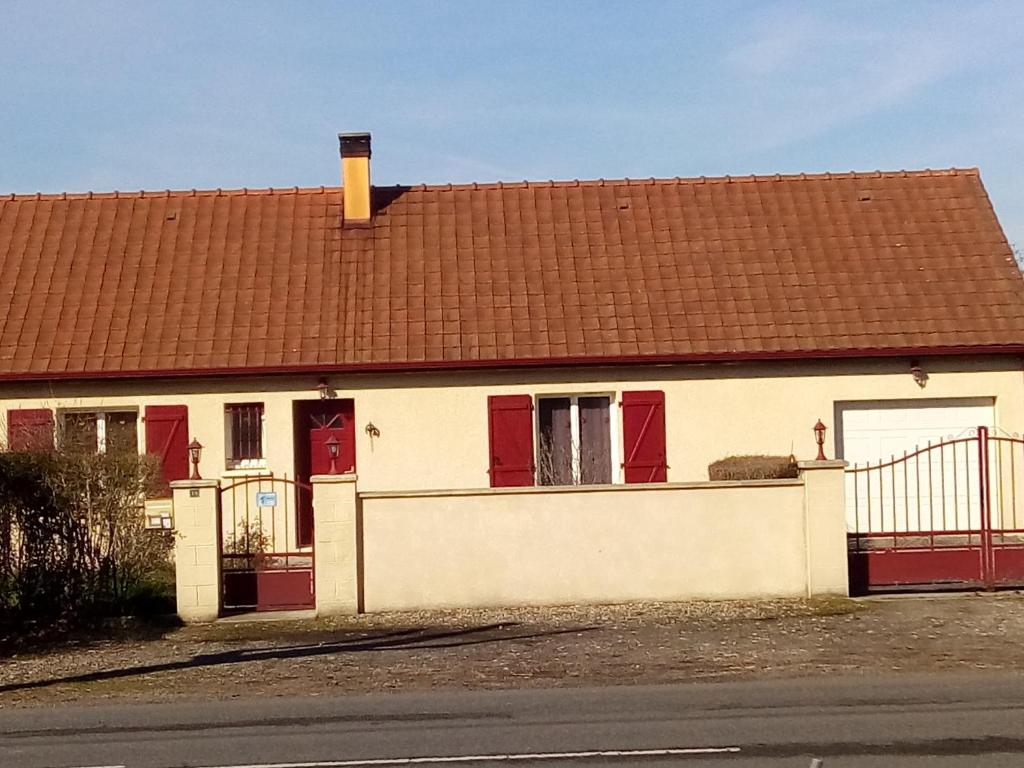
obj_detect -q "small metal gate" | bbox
[220,476,315,612]
[846,426,1024,592]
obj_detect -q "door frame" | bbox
[292,399,356,546]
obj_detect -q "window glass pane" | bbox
[579,397,612,484]
[237,408,248,458]
[62,413,98,454]
[227,404,264,464]
[250,406,263,458]
[105,412,138,455]
[538,397,573,486]
[230,407,244,460]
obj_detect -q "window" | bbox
[60,410,139,455]
[225,403,265,469]
[487,391,666,489]
[537,395,613,486]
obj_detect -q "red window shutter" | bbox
[144,405,190,491]
[6,409,54,451]
[621,390,668,483]
[488,395,535,487]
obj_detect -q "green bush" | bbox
[708,454,799,481]
[0,450,173,636]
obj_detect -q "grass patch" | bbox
[807,596,868,617]
[181,616,374,645]
[740,597,868,622]
[0,614,182,659]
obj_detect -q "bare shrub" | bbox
[708,455,799,481]
[0,450,172,634]
[537,433,579,486]
[223,519,271,556]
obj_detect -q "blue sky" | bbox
[2,1,1022,248]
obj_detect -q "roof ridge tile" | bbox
[0,167,981,201]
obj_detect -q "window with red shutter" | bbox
[144,405,189,495]
[6,409,54,451]
[621,390,668,483]
[488,395,535,487]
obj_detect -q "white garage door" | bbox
[839,398,995,533]
[838,398,995,465]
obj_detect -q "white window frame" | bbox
[535,393,620,486]
[58,408,141,455]
[224,403,268,471]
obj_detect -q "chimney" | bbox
[339,132,372,226]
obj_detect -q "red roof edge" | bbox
[1,344,1022,384]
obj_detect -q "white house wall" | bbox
[0,356,1021,491]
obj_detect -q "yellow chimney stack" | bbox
[339,132,372,226]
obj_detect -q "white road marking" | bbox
[191,746,742,768]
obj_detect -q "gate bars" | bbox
[220,475,315,612]
[845,426,1024,591]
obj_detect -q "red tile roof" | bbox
[0,169,1022,380]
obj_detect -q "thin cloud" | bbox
[719,2,1018,154]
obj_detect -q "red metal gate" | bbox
[847,426,1024,592]
[220,476,315,612]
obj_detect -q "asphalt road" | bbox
[2,673,1024,768]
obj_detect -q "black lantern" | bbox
[325,435,340,475]
[317,378,331,400]
[188,438,203,480]
[910,361,928,388]
[813,420,827,461]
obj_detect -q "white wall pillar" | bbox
[311,474,359,615]
[170,479,222,622]
[798,460,850,597]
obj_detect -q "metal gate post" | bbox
[978,426,995,589]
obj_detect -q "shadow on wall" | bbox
[0,622,596,695]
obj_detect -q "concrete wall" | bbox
[358,468,845,611]
[170,464,846,620]
[1,356,1021,492]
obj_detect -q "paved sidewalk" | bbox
[1,593,1021,706]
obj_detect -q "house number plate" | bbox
[256,491,278,508]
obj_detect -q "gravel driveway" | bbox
[2,592,1022,707]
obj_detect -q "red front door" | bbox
[294,399,355,546]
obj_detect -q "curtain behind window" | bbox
[538,397,573,485]
[579,397,611,484]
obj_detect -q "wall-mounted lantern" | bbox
[325,435,340,475]
[317,378,333,400]
[188,438,203,480]
[813,420,827,461]
[910,360,928,388]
